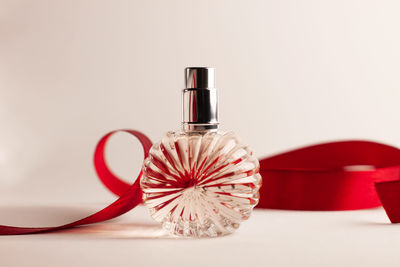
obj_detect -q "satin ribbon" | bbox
[1,130,400,235]
[0,130,152,235]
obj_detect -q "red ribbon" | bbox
[0,130,400,235]
[0,130,152,235]
[258,140,400,217]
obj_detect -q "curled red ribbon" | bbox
[0,130,400,235]
[258,140,400,218]
[0,130,152,235]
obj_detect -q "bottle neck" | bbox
[182,123,218,132]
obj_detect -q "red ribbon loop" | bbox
[257,140,400,222]
[0,129,152,235]
[1,131,400,235]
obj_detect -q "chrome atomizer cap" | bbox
[182,67,218,131]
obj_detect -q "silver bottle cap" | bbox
[182,67,218,131]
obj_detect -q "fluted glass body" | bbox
[140,130,261,237]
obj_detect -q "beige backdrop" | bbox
[1,0,400,197]
[2,0,400,204]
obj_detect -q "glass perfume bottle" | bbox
[140,67,261,237]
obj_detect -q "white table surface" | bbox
[1,203,399,267]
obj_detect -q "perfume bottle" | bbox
[140,67,261,237]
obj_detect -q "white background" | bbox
[1,0,400,266]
